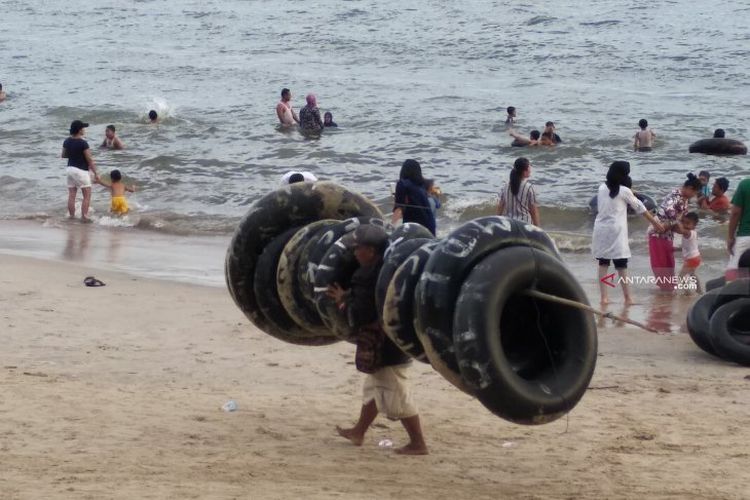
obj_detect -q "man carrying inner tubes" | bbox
[326,224,429,455]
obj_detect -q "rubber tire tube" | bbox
[453,246,598,425]
[225,182,381,335]
[709,279,750,316]
[375,237,433,319]
[297,216,387,307]
[277,219,339,336]
[414,216,561,392]
[705,276,726,292]
[389,222,434,242]
[709,298,750,365]
[382,241,441,363]
[686,288,722,356]
[689,138,747,155]
[254,228,338,345]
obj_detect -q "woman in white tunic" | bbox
[592,161,663,305]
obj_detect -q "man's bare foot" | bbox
[395,442,429,455]
[336,426,364,446]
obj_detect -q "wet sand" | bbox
[2,251,749,499]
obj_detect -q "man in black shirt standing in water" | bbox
[327,225,429,455]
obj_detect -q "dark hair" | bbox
[530,130,541,140]
[716,177,729,192]
[399,159,424,186]
[507,106,515,114]
[683,173,702,191]
[639,119,648,129]
[288,173,305,184]
[106,125,116,132]
[324,112,333,120]
[148,110,158,121]
[281,88,290,98]
[739,248,750,269]
[698,170,710,179]
[683,212,699,225]
[510,157,530,196]
[605,161,631,199]
[545,121,554,127]
[713,128,725,138]
[110,169,122,182]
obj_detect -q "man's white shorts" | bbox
[66,167,93,189]
[362,364,417,420]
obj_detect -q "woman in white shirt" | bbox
[592,161,663,305]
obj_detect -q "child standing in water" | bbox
[98,169,136,215]
[673,212,702,293]
[634,119,656,151]
[424,179,441,217]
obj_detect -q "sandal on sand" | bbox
[83,276,106,287]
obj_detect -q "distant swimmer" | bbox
[0,82,6,102]
[543,121,562,144]
[714,128,725,138]
[280,170,318,186]
[148,110,158,123]
[689,128,747,155]
[323,112,338,128]
[98,169,136,215]
[62,120,100,221]
[276,88,299,126]
[505,106,516,126]
[633,119,656,151]
[509,129,540,147]
[100,125,125,150]
[299,94,324,132]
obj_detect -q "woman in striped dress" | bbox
[496,157,540,226]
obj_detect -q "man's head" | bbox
[698,170,710,186]
[110,169,122,182]
[545,121,555,128]
[713,128,725,138]
[69,120,89,136]
[682,212,699,231]
[148,110,158,122]
[507,106,516,117]
[105,125,116,139]
[349,225,388,267]
[281,88,291,101]
[530,130,541,140]
[713,177,729,196]
[288,172,305,184]
[639,119,648,129]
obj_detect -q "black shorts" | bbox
[597,258,628,269]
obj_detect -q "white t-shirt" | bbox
[682,230,700,259]
[591,184,646,259]
[280,171,318,186]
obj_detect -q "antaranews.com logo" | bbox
[600,273,698,291]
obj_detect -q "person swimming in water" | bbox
[634,119,656,151]
[100,125,125,150]
[299,94,324,132]
[505,106,516,126]
[323,112,338,127]
[0,82,6,102]
[543,121,562,143]
[148,110,158,123]
[509,129,541,147]
[276,88,299,126]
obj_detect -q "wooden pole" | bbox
[523,289,660,334]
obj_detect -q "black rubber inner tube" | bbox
[225,182,381,335]
[709,298,750,366]
[375,237,433,319]
[709,279,750,317]
[686,289,721,356]
[689,138,748,156]
[453,246,597,425]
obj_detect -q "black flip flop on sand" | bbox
[83,276,106,287]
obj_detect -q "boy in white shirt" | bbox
[673,212,701,293]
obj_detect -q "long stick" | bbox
[523,289,659,334]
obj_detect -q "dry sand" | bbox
[1,254,749,499]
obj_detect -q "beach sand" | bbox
[2,253,749,500]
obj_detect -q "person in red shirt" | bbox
[700,177,730,212]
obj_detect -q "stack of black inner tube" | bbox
[226,182,599,425]
[687,278,750,366]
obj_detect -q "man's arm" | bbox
[113,137,125,150]
[633,133,639,150]
[728,205,742,255]
[292,108,299,124]
[61,148,68,158]
[83,149,99,181]
[275,103,285,123]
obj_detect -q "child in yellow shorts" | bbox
[98,169,136,215]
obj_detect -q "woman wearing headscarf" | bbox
[391,159,436,236]
[592,161,663,305]
[299,94,324,131]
